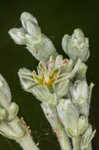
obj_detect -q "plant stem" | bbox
[72,137,80,150]
[16,134,39,150]
[41,102,71,150]
[85,143,92,150]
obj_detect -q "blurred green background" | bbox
[0,0,98,149]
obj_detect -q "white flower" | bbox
[57,99,88,137]
[62,28,90,62]
[18,55,81,105]
[9,12,56,62]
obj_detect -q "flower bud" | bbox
[0,118,26,140]
[55,79,70,98]
[8,28,25,45]
[57,99,79,137]
[78,116,88,135]
[62,28,90,62]
[0,106,7,120]
[70,80,89,104]
[70,80,90,116]
[8,102,19,121]
[0,75,27,141]
[0,74,11,108]
[76,62,87,79]
[9,12,57,62]
[57,99,89,137]
[55,55,73,73]
[20,12,38,30]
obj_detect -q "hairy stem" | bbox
[16,134,39,150]
[41,102,71,150]
[72,137,80,150]
[86,143,92,150]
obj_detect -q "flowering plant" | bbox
[0,12,96,150]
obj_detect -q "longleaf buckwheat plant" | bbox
[0,12,96,150]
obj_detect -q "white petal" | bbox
[0,74,11,107]
[18,68,35,92]
[55,79,69,98]
[20,12,38,30]
[7,102,19,121]
[71,80,89,102]
[26,34,56,62]
[32,85,57,105]
[25,20,41,35]
[55,55,63,68]
[25,34,41,46]
[80,80,89,99]
[8,28,25,45]
[62,34,70,54]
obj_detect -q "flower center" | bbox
[32,57,68,86]
[32,67,59,86]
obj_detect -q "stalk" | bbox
[16,134,39,150]
[72,137,80,150]
[41,102,71,150]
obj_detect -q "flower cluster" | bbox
[0,75,27,140]
[9,12,96,150]
[18,55,82,105]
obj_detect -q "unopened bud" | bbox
[62,28,90,62]
[8,28,25,45]
[0,74,11,108]
[70,80,89,104]
[57,99,79,137]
